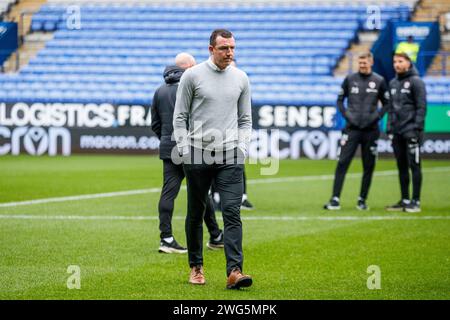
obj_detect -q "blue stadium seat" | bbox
[1,4,419,105]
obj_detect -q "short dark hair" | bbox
[394,52,412,62]
[358,51,373,60]
[209,29,233,46]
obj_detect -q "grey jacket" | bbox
[173,58,252,155]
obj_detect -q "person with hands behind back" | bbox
[324,52,389,211]
[385,52,427,213]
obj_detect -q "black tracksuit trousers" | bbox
[392,134,422,201]
[332,128,379,200]
[158,159,221,240]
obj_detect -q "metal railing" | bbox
[19,10,37,46]
[0,49,19,72]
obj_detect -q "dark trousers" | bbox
[243,170,247,194]
[211,168,247,196]
[332,128,379,200]
[392,134,422,201]
[158,159,221,240]
[183,148,244,276]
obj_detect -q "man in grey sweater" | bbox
[173,29,253,289]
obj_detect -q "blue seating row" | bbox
[2,90,447,106]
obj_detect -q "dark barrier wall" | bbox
[0,102,449,159]
[249,104,450,160]
[0,102,158,156]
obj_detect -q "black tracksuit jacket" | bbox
[387,67,427,136]
[337,71,389,130]
[151,65,184,160]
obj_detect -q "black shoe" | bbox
[241,199,254,210]
[324,197,340,210]
[207,231,224,250]
[404,199,421,213]
[385,200,409,212]
[158,238,187,254]
[356,198,369,211]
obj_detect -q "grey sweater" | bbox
[173,58,252,155]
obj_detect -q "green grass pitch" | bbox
[0,155,449,300]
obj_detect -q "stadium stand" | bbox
[0,0,16,19]
[42,0,419,5]
[1,0,449,107]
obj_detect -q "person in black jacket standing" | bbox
[324,52,389,211]
[151,53,224,253]
[385,52,427,213]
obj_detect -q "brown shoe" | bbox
[189,265,205,285]
[226,267,252,289]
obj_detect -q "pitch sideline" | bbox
[0,166,449,208]
[0,214,449,221]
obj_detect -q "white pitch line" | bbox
[0,214,449,221]
[0,188,161,208]
[1,166,449,208]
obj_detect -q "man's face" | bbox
[393,56,411,74]
[358,57,373,75]
[209,36,235,70]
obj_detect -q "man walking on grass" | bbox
[173,29,253,289]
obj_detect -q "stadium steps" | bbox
[412,0,450,22]
[2,32,51,73]
[426,33,450,76]
[333,32,379,76]
[6,0,47,28]
[2,0,49,73]
[413,0,450,76]
[0,1,16,20]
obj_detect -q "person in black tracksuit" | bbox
[151,56,224,254]
[324,52,389,211]
[385,52,427,213]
